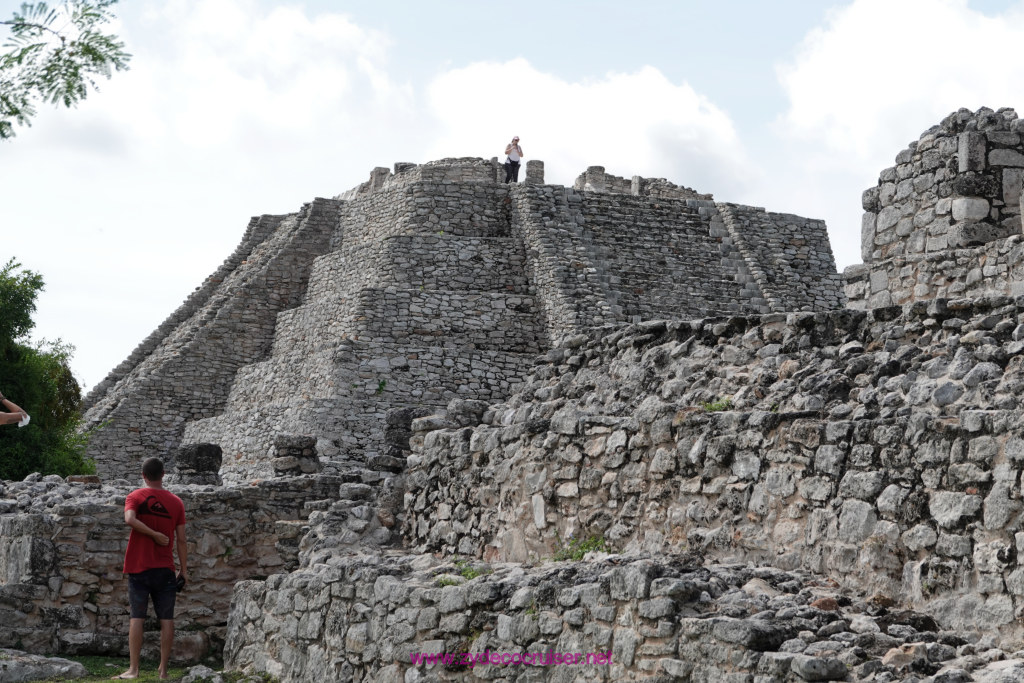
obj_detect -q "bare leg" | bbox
[159,619,174,679]
[112,618,144,679]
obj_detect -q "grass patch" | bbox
[701,397,733,412]
[454,559,491,581]
[51,655,188,681]
[550,534,610,562]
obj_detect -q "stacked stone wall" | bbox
[849,107,1024,309]
[718,204,846,312]
[573,165,712,201]
[507,185,619,345]
[81,199,342,478]
[223,546,1024,682]
[183,177,544,482]
[335,159,502,201]
[846,235,1024,309]
[578,194,755,320]
[221,552,850,682]
[405,296,1024,642]
[0,475,340,659]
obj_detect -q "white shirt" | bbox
[508,144,522,162]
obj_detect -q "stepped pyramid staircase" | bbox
[182,180,543,484]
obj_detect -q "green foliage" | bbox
[454,558,491,580]
[376,378,387,394]
[0,259,93,480]
[436,575,461,587]
[223,672,280,683]
[701,397,733,412]
[0,258,42,343]
[58,655,187,680]
[1,0,131,139]
[550,534,611,562]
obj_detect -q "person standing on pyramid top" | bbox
[504,135,524,183]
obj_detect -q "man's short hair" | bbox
[142,458,164,482]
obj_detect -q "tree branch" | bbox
[0,19,68,46]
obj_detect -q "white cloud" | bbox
[766,0,1024,270]
[1,0,421,391]
[778,0,1024,163]
[425,59,754,195]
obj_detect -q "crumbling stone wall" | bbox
[573,165,711,201]
[221,551,850,682]
[848,107,1024,308]
[223,547,1024,683]
[0,474,340,659]
[405,296,1024,642]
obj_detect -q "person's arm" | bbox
[0,397,28,424]
[125,508,170,546]
[176,524,189,581]
[505,143,513,155]
[517,145,524,158]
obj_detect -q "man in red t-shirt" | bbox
[115,457,188,681]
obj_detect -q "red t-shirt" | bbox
[122,487,186,574]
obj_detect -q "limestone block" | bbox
[929,491,982,528]
[838,499,876,542]
[838,471,885,501]
[0,651,88,681]
[876,206,901,232]
[862,187,880,212]
[524,160,544,185]
[901,524,937,551]
[868,290,892,308]
[952,172,999,197]
[949,221,1014,247]
[990,149,1024,167]
[952,197,990,221]
[869,270,889,294]
[936,532,971,557]
[958,131,986,172]
[1004,168,1024,207]
[895,179,915,201]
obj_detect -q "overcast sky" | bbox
[2,0,1023,393]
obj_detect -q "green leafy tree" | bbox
[0,259,93,480]
[1,0,130,139]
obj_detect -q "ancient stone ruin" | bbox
[3,106,1024,682]
[78,157,843,483]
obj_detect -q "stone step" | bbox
[271,288,543,356]
[303,235,531,302]
[223,342,537,409]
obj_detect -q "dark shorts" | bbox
[128,568,177,620]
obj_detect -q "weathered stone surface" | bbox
[0,649,88,682]
[790,654,848,681]
[848,107,1024,311]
